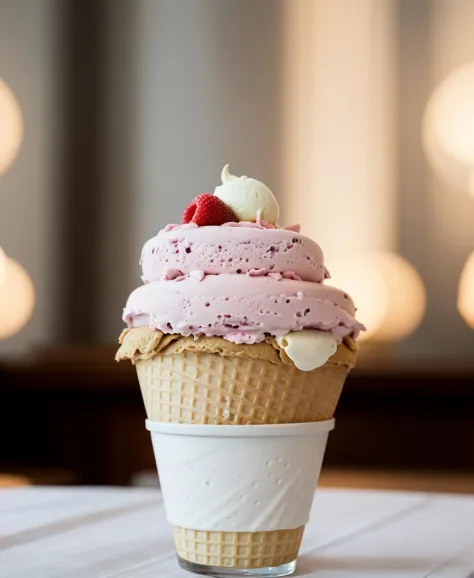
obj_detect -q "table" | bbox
[1,487,474,577]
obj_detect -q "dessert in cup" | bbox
[117,165,364,577]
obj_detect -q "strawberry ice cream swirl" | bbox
[140,223,327,283]
[123,275,364,344]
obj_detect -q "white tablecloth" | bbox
[1,486,474,577]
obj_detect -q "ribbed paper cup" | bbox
[136,351,351,425]
[147,420,334,575]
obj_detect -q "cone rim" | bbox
[145,418,335,436]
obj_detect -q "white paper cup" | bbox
[146,419,334,533]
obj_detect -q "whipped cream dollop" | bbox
[276,330,338,371]
[214,164,280,224]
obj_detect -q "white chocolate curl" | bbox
[214,164,280,224]
[221,164,237,183]
[277,330,338,371]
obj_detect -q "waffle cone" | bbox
[173,526,304,569]
[136,347,353,425]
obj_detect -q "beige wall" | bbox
[0,0,59,355]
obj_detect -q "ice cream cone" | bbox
[136,350,352,425]
[117,327,356,425]
[119,328,355,572]
[116,165,364,576]
[172,526,304,570]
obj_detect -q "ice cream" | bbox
[125,274,360,348]
[140,223,326,283]
[123,169,364,370]
[117,165,365,575]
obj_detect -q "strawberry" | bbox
[182,193,238,226]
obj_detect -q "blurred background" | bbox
[0,0,473,490]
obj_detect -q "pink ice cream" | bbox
[141,223,327,284]
[122,166,364,348]
[124,273,362,344]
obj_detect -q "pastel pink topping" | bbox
[123,275,364,344]
[141,225,326,283]
[123,220,364,344]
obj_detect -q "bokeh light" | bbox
[328,251,426,342]
[0,256,35,339]
[0,78,23,176]
[423,62,474,196]
[0,246,6,288]
[458,251,474,329]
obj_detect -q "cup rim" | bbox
[145,419,335,437]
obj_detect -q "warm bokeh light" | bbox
[0,256,35,339]
[327,255,387,341]
[0,78,23,176]
[423,62,474,196]
[282,0,397,253]
[0,246,6,288]
[458,251,474,329]
[328,251,426,342]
